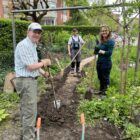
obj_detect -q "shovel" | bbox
[36,117,41,140]
[80,113,85,140]
[47,67,61,110]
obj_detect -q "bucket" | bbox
[53,100,61,109]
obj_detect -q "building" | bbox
[0,0,3,17]
[0,0,70,25]
[38,0,70,25]
[56,0,70,25]
[0,0,12,18]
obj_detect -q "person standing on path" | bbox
[14,22,51,140]
[94,25,115,94]
[68,28,85,74]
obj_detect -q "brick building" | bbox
[0,0,70,25]
[56,0,70,25]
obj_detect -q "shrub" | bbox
[0,19,100,87]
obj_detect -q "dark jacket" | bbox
[94,39,115,63]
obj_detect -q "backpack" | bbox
[71,36,80,49]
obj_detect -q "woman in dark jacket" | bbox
[94,25,115,94]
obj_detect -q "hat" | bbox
[72,28,78,32]
[28,22,42,31]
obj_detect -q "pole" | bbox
[12,3,133,13]
[12,12,16,50]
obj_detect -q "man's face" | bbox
[73,31,78,36]
[27,29,42,43]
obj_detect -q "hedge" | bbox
[0,18,99,67]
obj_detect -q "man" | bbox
[68,28,85,74]
[15,22,51,140]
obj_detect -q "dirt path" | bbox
[0,56,121,140]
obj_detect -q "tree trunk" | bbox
[120,0,126,94]
[134,8,140,83]
[124,27,131,94]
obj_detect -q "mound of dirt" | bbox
[37,72,121,140]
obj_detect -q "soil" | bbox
[0,57,122,140]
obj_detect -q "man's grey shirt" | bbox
[15,37,40,77]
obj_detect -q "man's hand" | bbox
[68,52,71,56]
[43,71,50,78]
[44,71,53,79]
[99,50,105,54]
[41,59,51,67]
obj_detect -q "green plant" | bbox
[37,77,47,94]
[123,123,140,140]
[0,92,19,109]
[78,86,140,139]
[0,92,19,122]
[0,109,9,122]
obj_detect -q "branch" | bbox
[26,1,34,9]
[92,8,123,27]
[124,13,139,28]
[34,0,40,8]
[37,0,48,20]
[100,10,123,27]
[21,1,28,9]
[42,0,49,8]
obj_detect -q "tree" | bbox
[85,0,119,31]
[65,0,91,25]
[119,0,140,93]
[12,0,49,23]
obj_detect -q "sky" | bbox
[88,0,132,5]
[87,0,138,19]
[88,0,116,5]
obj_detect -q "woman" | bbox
[94,25,115,94]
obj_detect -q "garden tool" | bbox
[68,44,84,69]
[55,58,64,77]
[55,58,63,70]
[80,113,85,140]
[55,44,85,78]
[84,55,97,100]
[47,67,61,110]
[36,117,41,140]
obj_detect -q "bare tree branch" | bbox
[12,0,49,22]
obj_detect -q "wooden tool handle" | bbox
[80,113,85,124]
[36,117,41,129]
